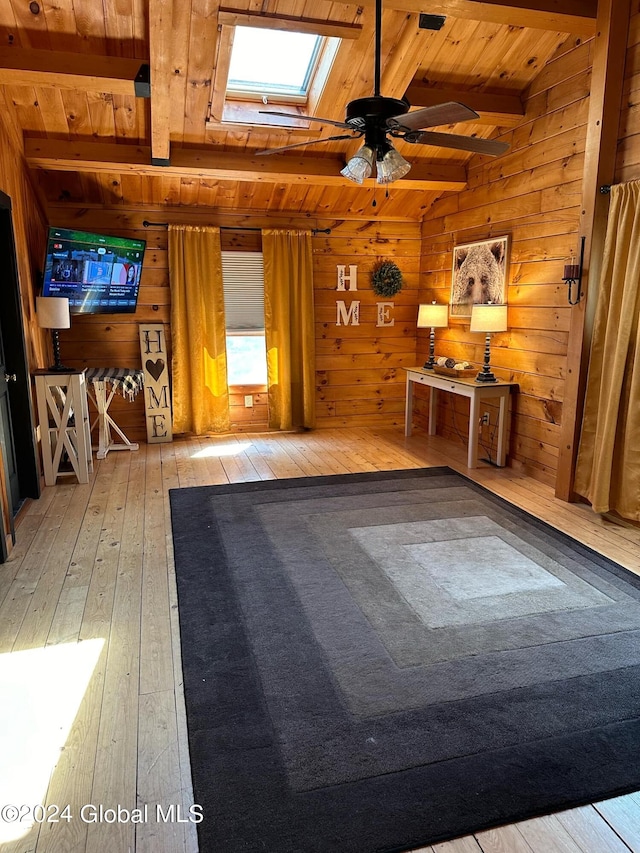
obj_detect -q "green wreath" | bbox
[371,260,403,298]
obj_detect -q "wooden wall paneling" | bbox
[526,38,593,100]
[312,9,375,123]
[416,20,492,88]
[72,0,107,44]
[8,85,47,136]
[112,94,141,141]
[87,91,117,139]
[7,0,50,50]
[49,206,421,436]
[229,386,268,432]
[311,219,420,428]
[556,0,631,501]
[40,203,421,231]
[60,88,92,139]
[0,90,25,155]
[125,175,150,207]
[0,107,49,546]
[196,179,220,207]
[78,172,107,206]
[131,0,147,49]
[101,0,135,53]
[617,9,640,182]
[178,177,199,206]
[33,86,71,137]
[466,128,586,191]
[417,36,591,483]
[97,172,125,206]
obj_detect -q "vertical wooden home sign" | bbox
[139,323,173,444]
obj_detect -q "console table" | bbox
[404,367,517,468]
[85,367,145,460]
[33,369,93,486]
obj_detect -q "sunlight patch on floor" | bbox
[0,639,104,842]
[191,441,252,458]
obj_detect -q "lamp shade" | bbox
[36,296,71,329]
[376,147,411,183]
[341,145,375,184]
[417,302,449,329]
[470,303,507,333]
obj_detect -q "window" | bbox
[222,252,267,386]
[226,27,324,102]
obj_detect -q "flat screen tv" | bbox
[41,227,146,314]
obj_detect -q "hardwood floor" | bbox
[2,426,640,853]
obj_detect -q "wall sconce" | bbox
[563,236,585,305]
[36,296,71,371]
[417,302,449,370]
[470,302,507,383]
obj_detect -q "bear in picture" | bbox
[450,236,508,316]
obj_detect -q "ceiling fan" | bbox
[256,0,509,183]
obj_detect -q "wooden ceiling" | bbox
[0,0,596,220]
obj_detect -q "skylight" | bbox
[227,27,324,100]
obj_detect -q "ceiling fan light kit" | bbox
[341,140,411,185]
[257,0,509,180]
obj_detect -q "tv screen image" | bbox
[42,227,146,314]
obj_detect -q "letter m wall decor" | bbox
[139,323,173,444]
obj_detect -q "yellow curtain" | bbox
[574,181,640,521]
[168,225,230,434]
[263,229,315,430]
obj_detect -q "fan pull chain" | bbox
[371,185,390,207]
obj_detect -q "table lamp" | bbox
[417,302,449,369]
[36,296,71,371]
[470,302,507,383]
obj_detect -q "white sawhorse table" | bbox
[85,367,145,460]
[33,369,93,485]
[404,367,517,468]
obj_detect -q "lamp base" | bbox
[475,370,498,383]
[48,330,72,373]
[422,361,435,370]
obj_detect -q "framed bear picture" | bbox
[450,235,509,317]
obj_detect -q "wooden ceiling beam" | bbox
[149,0,173,165]
[217,9,363,39]
[405,84,525,127]
[23,138,468,191]
[317,0,596,34]
[0,47,149,96]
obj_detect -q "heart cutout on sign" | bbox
[146,358,165,383]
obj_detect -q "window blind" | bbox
[221,251,265,332]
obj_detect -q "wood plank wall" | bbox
[314,221,420,428]
[47,206,420,440]
[416,36,592,486]
[0,123,49,371]
[616,7,640,182]
[0,109,49,546]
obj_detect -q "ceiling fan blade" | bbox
[388,102,479,132]
[256,133,361,156]
[408,130,509,156]
[259,110,351,130]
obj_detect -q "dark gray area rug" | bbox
[169,467,640,853]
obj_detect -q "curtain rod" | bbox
[142,220,331,234]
